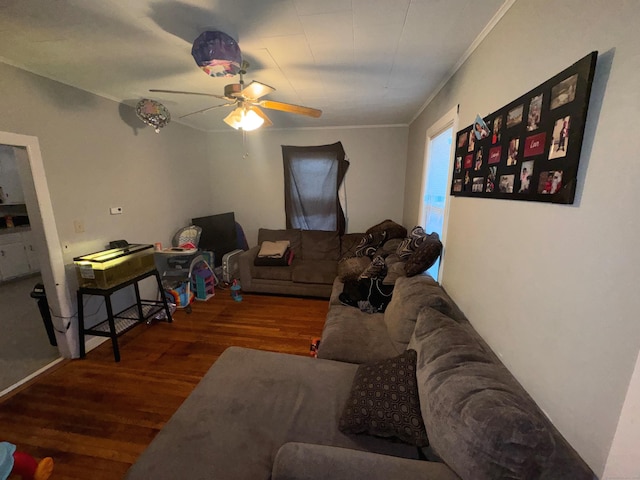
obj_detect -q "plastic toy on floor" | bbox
[230,279,242,302]
[0,442,53,480]
[165,281,195,310]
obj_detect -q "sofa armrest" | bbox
[272,442,460,480]
[238,245,260,290]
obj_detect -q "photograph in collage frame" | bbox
[450,51,598,204]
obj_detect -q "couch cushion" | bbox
[302,230,340,261]
[376,238,404,257]
[355,231,387,258]
[383,275,454,353]
[337,256,371,282]
[409,308,555,480]
[317,304,399,364]
[340,233,365,259]
[396,226,432,260]
[404,235,442,277]
[292,260,336,284]
[366,219,408,240]
[273,443,461,480]
[382,257,406,285]
[125,347,419,480]
[258,228,302,257]
[254,264,293,281]
[339,349,429,447]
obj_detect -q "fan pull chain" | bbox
[242,129,249,159]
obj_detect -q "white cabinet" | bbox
[0,146,25,205]
[21,230,40,273]
[0,230,40,281]
[0,233,30,280]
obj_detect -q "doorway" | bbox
[418,106,458,282]
[0,132,71,396]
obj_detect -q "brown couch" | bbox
[238,228,363,298]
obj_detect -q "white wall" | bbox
[207,126,408,246]
[0,62,212,356]
[602,347,640,479]
[405,1,640,475]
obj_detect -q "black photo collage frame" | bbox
[451,51,597,204]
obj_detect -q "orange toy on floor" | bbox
[0,442,53,480]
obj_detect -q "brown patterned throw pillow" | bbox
[404,235,442,277]
[355,231,387,258]
[338,349,429,447]
[396,226,428,259]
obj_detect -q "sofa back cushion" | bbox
[301,230,340,261]
[258,229,302,257]
[383,275,454,354]
[365,219,407,240]
[410,308,562,480]
[340,233,365,259]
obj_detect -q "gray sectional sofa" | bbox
[238,228,363,298]
[126,271,595,479]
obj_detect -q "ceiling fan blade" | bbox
[251,106,273,127]
[258,100,322,118]
[179,102,237,119]
[240,81,275,100]
[150,89,229,101]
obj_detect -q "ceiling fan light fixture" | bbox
[224,106,264,131]
[191,31,242,78]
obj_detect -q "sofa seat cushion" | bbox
[254,264,293,281]
[292,260,337,284]
[302,230,340,260]
[125,347,419,480]
[383,275,455,354]
[317,305,399,364]
[409,308,556,480]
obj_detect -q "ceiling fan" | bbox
[150,61,322,131]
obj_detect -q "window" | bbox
[282,142,349,234]
[418,106,458,282]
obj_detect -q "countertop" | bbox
[0,226,31,235]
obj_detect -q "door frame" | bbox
[0,131,73,357]
[417,105,459,283]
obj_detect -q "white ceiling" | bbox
[0,0,510,131]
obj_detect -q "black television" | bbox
[191,212,237,267]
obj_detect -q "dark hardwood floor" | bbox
[0,291,328,479]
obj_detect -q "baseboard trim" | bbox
[84,335,109,353]
[0,356,66,400]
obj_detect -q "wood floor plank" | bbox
[0,292,327,479]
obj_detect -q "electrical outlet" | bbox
[110,207,123,215]
[73,220,85,233]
